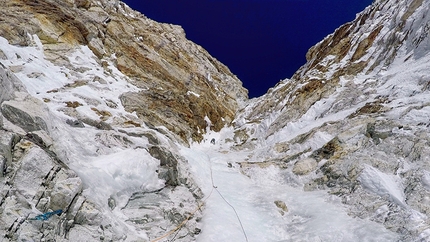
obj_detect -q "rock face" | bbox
[0,0,247,144]
[1,0,430,241]
[0,0,242,240]
[1,94,51,133]
[292,158,317,176]
[0,72,86,240]
[0,40,204,242]
[233,0,430,240]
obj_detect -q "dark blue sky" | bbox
[122,0,372,98]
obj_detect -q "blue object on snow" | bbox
[30,209,63,221]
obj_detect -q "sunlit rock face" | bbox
[0,0,247,144]
[1,0,430,241]
[0,0,246,241]
[234,0,430,240]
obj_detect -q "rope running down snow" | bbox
[151,154,249,242]
[205,155,249,242]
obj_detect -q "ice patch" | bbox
[187,90,200,97]
[359,165,406,207]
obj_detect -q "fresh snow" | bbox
[0,32,412,241]
[359,165,406,207]
[187,90,201,97]
[181,130,398,241]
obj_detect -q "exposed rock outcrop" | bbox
[0,0,231,240]
[0,65,26,103]
[233,0,430,240]
[1,94,50,133]
[0,0,247,144]
[0,65,203,241]
[1,0,430,240]
[292,157,317,176]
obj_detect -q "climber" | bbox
[210,138,215,144]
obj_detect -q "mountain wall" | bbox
[0,0,247,144]
[0,0,246,241]
[234,0,430,240]
[1,0,430,241]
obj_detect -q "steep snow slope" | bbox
[0,34,203,241]
[181,129,398,241]
[1,0,430,241]
[0,0,245,240]
[232,0,430,240]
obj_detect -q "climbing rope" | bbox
[214,188,249,242]
[28,209,63,221]
[208,158,249,242]
[151,154,249,242]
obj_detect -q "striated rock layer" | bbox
[234,0,430,240]
[0,0,247,144]
[0,0,246,241]
[1,0,430,241]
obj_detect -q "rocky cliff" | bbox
[234,0,430,240]
[0,0,246,241]
[0,0,247,144]
[1,0,430,241]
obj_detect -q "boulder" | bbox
[148,146,179,186]
[13,145,55,199]
[50,177,82,211]
[292,158,318,175]
[74,201,103,226]
[274,200,288,216]
[66,119,85,128]
[1,94,50,133]
[233,129,249,144]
